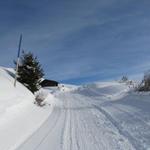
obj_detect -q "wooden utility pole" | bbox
[14,34,22,87]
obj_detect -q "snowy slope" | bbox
[0,67,56,150]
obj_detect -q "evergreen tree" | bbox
[121,76,128,82]
[15,51,44,93]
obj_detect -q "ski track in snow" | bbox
[101,104,150,150]
[71,94,134,150]
[16,83,150,150]
[92,104,141,150]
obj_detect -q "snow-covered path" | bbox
[2,67,149,150]
[16,83,148,150]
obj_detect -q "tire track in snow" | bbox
[73,93,142,150]
[71,94,88,150]
[16,107,61,150]
[69,106,73,150]
[79,111,105,150]
[93,104,144,150]
[70,93,92,150]
[72,94,104,150]
[61,98,70,150]
[113,105,150,128]
[73,107,88,150]
[73,111,80,150]
[61,94,73,150]
[89,108,129,150]
[108,104,150,149]
[33,107,61,150]
[60,100,68,150]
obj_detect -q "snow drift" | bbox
[0,67,55,150]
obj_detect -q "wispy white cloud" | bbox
[0,0,150,83]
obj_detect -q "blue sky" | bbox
[0,0,150,84]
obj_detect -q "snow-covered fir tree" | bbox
[15,51,44,93]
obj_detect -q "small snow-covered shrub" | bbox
[119,76,128,84]
[137,71,150,92]
[134,82,142,92]
[34,90,48,106]
[119,76,135,89]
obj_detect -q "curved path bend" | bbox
[16,92,137,150]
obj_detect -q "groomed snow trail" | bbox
[16,84,138,150]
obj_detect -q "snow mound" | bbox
[0,67,33,100]
[77,82,129,100]
[0,67,34,121]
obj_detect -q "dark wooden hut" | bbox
[40,79,58,87]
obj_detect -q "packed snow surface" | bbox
[1,67,150,150]
[16,82,150,150]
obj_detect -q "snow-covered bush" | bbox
[137,71,150,91]
[119,76,134,87]
[34,90,48,106]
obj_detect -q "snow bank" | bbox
[0,67,55,150]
